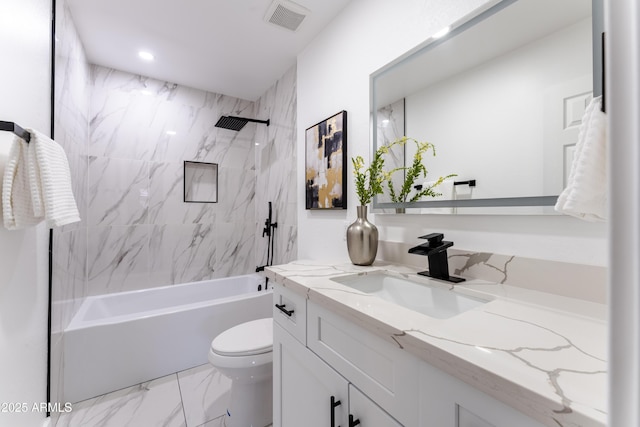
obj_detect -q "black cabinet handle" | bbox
[275,303,294,316]
[349,415,360,427]
[331,396,341,427]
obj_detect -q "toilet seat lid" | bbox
[211,318,273,356]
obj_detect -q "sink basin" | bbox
[331,272,489,319]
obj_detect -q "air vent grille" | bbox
[265,0,309,32]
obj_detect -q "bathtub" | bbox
[63,274,272,403]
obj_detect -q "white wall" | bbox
[0,1,51,426]
[297,0,607,267]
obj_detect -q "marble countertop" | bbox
[265,260,607,427]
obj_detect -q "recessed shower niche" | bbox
[184,161,218,203]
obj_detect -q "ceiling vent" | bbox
[264,0,310,32]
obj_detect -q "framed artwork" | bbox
[305,110,347,209]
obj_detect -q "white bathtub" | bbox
[63,274,272,403]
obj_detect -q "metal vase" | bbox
[346,206,378,266]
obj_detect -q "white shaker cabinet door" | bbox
[349,384,404,427]
[274,323,349,427]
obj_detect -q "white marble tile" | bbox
[51,227,87,333]
[215,221,256,279]
[56,374,186,427]
[254,65,297,269]
[87,225,150,295]
[52,0,91,418]
[88,156,149,226]
[148,161,217,225]
[177,364,231,427]
[217,166,255,224]
[54,1,90,158]
[149,224,216,286]
[379,242,607,304]
[90,65,257,165]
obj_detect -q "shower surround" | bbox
[87,66,258,295]
[52,0,298,407]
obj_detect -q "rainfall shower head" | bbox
[215,116,270,131]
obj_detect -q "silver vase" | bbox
[346,206,378,266]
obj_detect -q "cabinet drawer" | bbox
[273,283,307,344]
[307,302,419,427]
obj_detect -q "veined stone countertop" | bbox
[265,260,607,427]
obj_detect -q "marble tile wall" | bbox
[378,241,607,304]
[51,0,91,412]
[52,8,298,409]
[254,66,298,269]
[86,66,257,295]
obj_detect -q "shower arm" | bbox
[232,117,270,126]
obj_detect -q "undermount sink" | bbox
[331,272,490,319]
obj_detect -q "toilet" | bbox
[208,318,273,427]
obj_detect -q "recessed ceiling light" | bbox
[138,51,155,61]
[433,26,450,39]
[166,130,177,136]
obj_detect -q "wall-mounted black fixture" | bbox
[454,179,476,187]
[215,115,270,132]
[414,179,476,192]
[0,120,31,142]
[256,202,278,291]
[408,233,465,283]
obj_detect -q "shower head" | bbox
[215,116,270,131]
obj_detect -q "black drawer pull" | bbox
[331,396,341,427]
[275,303,294,316]
[349,415,360,427]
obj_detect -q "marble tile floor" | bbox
[56,363,271,427]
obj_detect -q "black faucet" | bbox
[408,233,465,283]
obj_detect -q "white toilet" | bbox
[208,318,273,427]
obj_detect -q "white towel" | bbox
[0,137,12,225]
[31,130,80,227]
[555,96,607,221]
[2,130,80,229]
[2,137,42,229]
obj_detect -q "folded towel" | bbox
[30,130,80,228]
[2,137,42,229]
[0,139,11,225]
[555,96,607,221]
[1,130,80,229]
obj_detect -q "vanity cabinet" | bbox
[273,283,546,427]
[274,322,349,426]
[274,323,401,426]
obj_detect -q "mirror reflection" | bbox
[372,0,596,213]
